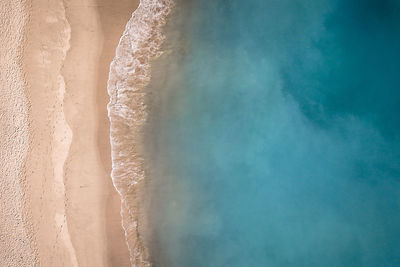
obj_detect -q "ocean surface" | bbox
[111,0,400,266]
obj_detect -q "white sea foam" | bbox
[107,0,173,265]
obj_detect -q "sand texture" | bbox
[1,0,138,266]
[0,1,36,265]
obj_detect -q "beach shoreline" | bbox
[106,0,174,265]
[9,0,138,265]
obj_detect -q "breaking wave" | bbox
[107,0,173,265]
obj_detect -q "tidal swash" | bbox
[108,0,400,266]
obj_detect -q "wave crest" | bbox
[107,0,173,266]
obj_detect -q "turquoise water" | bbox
[144,0,400,266]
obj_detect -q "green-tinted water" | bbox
[144,1,400,266]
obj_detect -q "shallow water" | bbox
[143,0,400,266]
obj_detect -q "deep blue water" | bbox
[145,0,400,266]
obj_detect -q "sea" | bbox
[108,0,400,266]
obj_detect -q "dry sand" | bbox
[1,0,138,266]
[0,1,36,265]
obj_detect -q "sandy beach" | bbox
[1,0,138,266]
[0,1,36,265]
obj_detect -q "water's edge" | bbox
[106,0,173,265]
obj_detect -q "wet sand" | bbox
[1,0,138,266]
